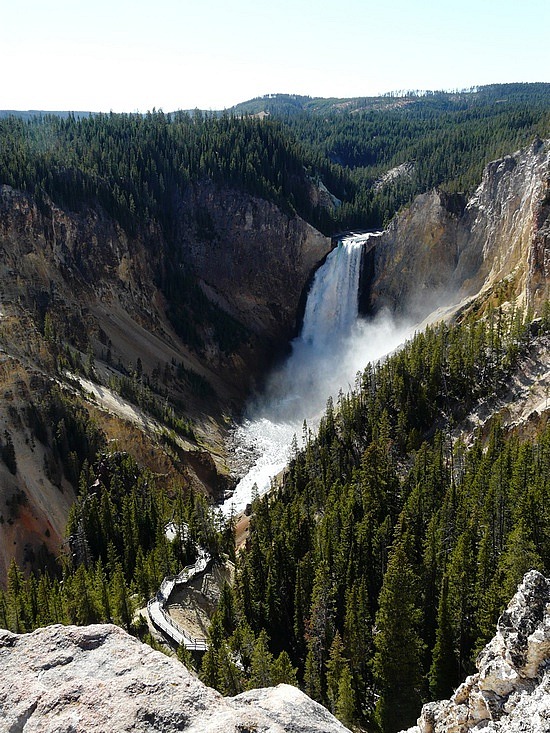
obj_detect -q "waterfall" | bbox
[301,236,369,349]
[223,231,405,516]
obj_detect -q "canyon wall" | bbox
[369,138,550,319]
[0,180,330,582]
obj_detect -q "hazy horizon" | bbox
[2,82,549,116]
[2,0,549,114]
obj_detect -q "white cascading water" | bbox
[222,232,409,516]
[301,235,367,348]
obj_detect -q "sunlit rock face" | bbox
[0,623,351,733]
[369,139,550,319]
[401,570,550,733]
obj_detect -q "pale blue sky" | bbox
[2,0,549,111]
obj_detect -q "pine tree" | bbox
[326,631,347,713]
[248,630,274,689]
[429,573,458,699]
[217,582,237,636]
[477,518,543,647]
[304,561,333,702]
[177,642,196,672]
[200,644,219,689]
[217,641,243,695]
[373,543,425,733]
[335,666,356,729]
[200,613,224,689]
[111,563,133,630]
[271,650,298,686]
[6,559,26,632]
[343,579,373,703]
[0,589,8,629]
[447,525,478,677]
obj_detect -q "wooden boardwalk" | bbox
[146,548,210,651]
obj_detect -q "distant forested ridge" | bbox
[0,111,346,237]
[233,83,550,227]
[1,83,550,237]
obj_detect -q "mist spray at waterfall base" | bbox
[222,235,413,516]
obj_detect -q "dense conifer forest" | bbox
[2,84,550,236]
[202,303,550,731]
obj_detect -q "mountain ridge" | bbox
[367,137,550,320]
[5,82,549,118]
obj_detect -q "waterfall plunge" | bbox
[222,232,408,516]
[301,237,366,349]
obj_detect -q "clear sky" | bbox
[2,0,549,112]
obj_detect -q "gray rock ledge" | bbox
[0,623,350,733]
[404,570,550,733]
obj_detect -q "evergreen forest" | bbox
[1,83,550,238]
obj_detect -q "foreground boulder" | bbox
[0,623,349,733]
[404,570,550,733]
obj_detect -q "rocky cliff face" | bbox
[0,180,330,395]
[0,180,330,582]
[176,180,331,342]
[369,138,550,318]
[0,623,350,733]
[402,570,550,733]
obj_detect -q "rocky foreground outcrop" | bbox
[0,623,350,733]
[403,570,550,733]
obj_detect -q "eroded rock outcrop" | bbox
[403,570,550,733]
[370,138,550,318]
[0,623,350,733]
